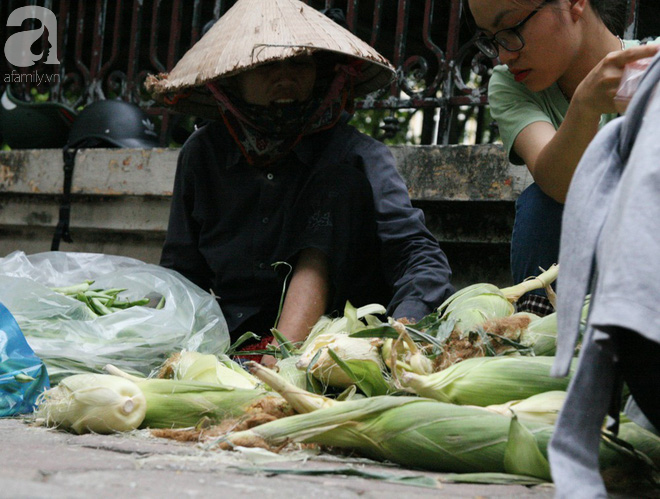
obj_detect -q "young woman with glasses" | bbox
[468,0,659,315]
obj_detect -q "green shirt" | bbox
[488,39,644,164]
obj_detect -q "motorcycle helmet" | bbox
[67,99,160,149]
[0,86,77,149]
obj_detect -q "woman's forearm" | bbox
[528,102,601,203]
[275,247,330,344]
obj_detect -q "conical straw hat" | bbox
[145,0,395,118]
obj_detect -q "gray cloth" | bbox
[550,52,660,498]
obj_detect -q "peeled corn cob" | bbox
[34,373,146,434]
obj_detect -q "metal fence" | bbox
[0,0,641,145]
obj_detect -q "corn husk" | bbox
[618,422,660,468]
[484,298,589,357]
[34,373,146,434]
[401,356,575,406]
[106,364,271,429]
[247,362,335,414]
[518,313,558,355]
[503,415,551,479]
[138,378,271,429]
[219,394,555,474]
[437,283,502,316]
[275,355,322,392]
[445,293,516,334]
[220,397,655,480]
[437,265,559,336]
[223,362,657,481]
[380,319,434,378]
[159,351,259,389]
[485,391,566,425]
[381,338,433,376]
[300,302,387,350]
[296,333,391,396]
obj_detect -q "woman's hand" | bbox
[261,353,277,368]
[573,44,660,116]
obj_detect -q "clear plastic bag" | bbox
[0,251,230,383]
[0,301,50,416]
[614,57,655,114]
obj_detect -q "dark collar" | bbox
[223,128,318,170]
[221,112,352,170]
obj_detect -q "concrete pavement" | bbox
[1,417,557,498]
[2,417,656,498]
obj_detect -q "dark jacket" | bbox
[161,116,453,335]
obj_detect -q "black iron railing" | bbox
[0,0,641,145]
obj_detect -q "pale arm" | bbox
[514,106,600,203]
[515,44,660,203]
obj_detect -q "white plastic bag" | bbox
[0,251,230,383]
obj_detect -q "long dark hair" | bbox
[512,0,628,36]
[465,0,628,38]
[589,0,629,36]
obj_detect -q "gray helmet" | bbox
[67,99,160,149]
[0,86,77,149]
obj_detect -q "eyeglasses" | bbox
[474,0,551,59]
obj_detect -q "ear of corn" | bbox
[516,312,558,356]
[300,302,387,350]
[135,378,271,429]
[446,294,516,335]
[105,364,271,429]
[225,361,554,475]
[380,320,434,377]
[381,338,434,376]
[296,333,391,396]
[219,390,650,480]
[437,283,502,316]
[503,415,552,480]
[220,395,555,475]
[484,391,566,425]
[34,373,146,434]
[247,361,335,414]
[617,422,660,468]
[159,351,259,389]
[274,355,318,392]
[401,357,575,406]
[436,266,559,339]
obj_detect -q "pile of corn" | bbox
[33,266,660,486]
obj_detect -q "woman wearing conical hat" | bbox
[148,0,454,362]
